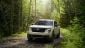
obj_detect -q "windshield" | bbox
[35,21,53,26]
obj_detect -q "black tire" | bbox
[50,31,55,41]
[52,31,55,39]
[56,31,60,38]
[27,34,32,41]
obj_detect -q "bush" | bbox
[61,24,84,48]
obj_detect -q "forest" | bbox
[0,0,85,48]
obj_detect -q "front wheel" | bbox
[56,31,60,38]
[50,31,55,41]
[27,34,32,41]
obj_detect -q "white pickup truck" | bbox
[27,19,60,41]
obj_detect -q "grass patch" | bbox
[61,28,82,48]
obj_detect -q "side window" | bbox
[54,21,57,27]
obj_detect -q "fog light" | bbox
[48,29,51,32]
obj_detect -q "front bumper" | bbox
[27,34,50,39]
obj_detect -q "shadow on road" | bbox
[27,37,63,48]
[28,38,52,44]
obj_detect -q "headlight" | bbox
[47,29,51,32]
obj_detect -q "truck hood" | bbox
[30,25,53,28]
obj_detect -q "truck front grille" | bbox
[32,28,46,32]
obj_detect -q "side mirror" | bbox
[55,24,58,27]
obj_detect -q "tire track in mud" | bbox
[27,34,63,48]
[0,33,63,48]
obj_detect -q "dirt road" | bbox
[0,32,63,48]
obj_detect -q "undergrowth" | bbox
[61,24,85,48]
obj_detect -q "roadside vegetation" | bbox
[0,0,85,48]
[61,18,85,48]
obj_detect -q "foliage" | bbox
[0,0,35,37]
[61,26,81,48]
[0,0,22,37]
[61,16,85,48]
[0,1,85,48]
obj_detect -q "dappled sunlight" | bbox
[40,0,50,5]
[0,32,63,48]
[0,0,85,48]
[60,28,70,33]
